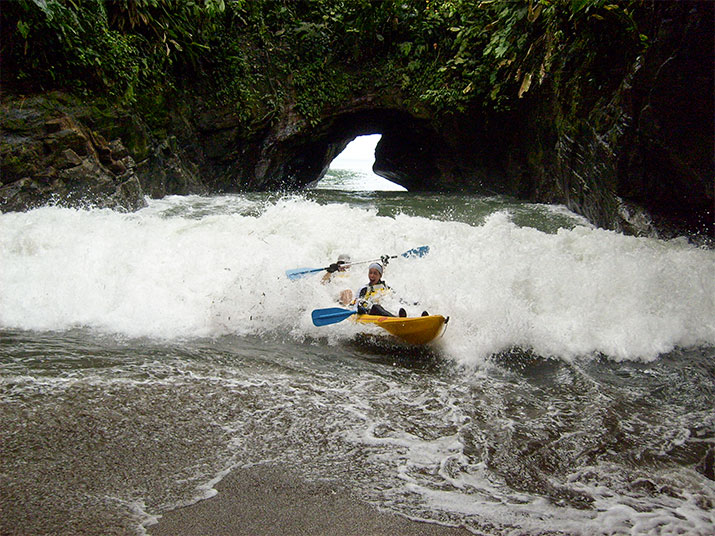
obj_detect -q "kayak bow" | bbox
[354,314,448,345]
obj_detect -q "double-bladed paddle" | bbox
[286,245,429,280]
[311,307,357,326]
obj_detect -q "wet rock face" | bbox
[0,98,146,212]
[0,95,210,212]
[618,3,714,237]
[373,126,442,192]
[515,0,714,239]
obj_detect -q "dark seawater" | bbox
[1,189,713,535]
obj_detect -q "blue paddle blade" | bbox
[401,246,429,258]
[311,307,356,327]
[286,267,322,280]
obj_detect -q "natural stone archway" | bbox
[221,99,539,199]
[1,2,711,239]
[248,108,450,193]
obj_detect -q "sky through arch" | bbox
[317,134,407,191]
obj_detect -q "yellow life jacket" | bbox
[356,281,391,310]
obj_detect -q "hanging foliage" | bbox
[1,0,653,118]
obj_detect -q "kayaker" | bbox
[348,261,429,317]
[350,262,400,317]
[322,253,351,284]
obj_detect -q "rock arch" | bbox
[250,108,449,192]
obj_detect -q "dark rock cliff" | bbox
[1,94,143,211]
[0,93,204,211]
[1,3,712,240]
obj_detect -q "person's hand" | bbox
[381,255,390,265]
[326,263,340,273]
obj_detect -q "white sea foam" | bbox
[1,195,713,365]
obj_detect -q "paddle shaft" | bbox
[337,245,430,271]
[287,246,428,280]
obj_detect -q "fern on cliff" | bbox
[2,0,653,122]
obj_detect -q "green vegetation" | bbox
[2,0,651,124]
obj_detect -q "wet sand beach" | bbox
[148,464,473,536]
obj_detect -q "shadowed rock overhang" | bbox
[254,108,449,193]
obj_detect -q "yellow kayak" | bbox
[354,314,448,345]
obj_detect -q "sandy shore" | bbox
[147,464,473,536]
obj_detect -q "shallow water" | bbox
[1,190,713,535]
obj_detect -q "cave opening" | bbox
[274,109,447,192]
[316,134,407,192]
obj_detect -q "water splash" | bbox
[1,194,713,365]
